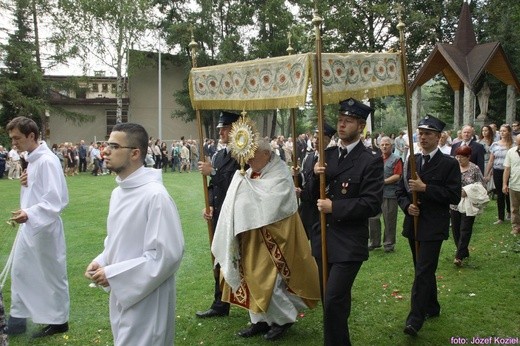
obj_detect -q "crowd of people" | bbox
[0,137,206,178]
[1,112,519,346]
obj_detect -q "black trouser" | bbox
[79,157,87,172]
[406,239,443,331]
[317,259,362,346]
[493,169,511,220]
[210,263,230,313]
[450,210,475,260]
[154,155,161,169]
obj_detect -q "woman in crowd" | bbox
[66,142,77,176]
[451,146,486,266]
[479,126,494,170]
[478,125,495,193]
[283,136,293,165]
[153,139,162,169]
[145,140,155,167]
[486,124,513,224]
[160,142,169,172]
[393,131,408,161]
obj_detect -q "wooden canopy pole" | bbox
[312,8,328,293]
[397,7,420,259]
[189,29,216,273]
[287,32,300,189]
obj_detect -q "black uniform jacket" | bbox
[310,141,384,263]
[208,149,241,225]
[396,151,461,241]
[298,151,320,234]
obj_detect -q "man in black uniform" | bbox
[196,111,241,318]
[396,115,461,337]
[294,122,336,238]
[312,98,384,345]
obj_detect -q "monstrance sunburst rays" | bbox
[228,111,259,175]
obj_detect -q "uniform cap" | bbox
[216,111,240,128]
[338,98,373,120]
[418,114,445,133]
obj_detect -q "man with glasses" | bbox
[85,123,184,345]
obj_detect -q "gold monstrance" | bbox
[228,111,259,175]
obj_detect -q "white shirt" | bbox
[439,144,451,155]
[8,149,20,161]
[504,145,520,191]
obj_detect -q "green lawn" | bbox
[1,171,519,345]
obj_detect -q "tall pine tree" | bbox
[0,0,46,130]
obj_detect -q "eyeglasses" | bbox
[106,142,137,150]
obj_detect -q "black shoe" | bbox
[6,316,27,335]
[32,322,69,338]
[403,325,418,337]
[264,323,293,341]
[195,308,229,318]
[237,322,270,338]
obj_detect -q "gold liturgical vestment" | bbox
[214,154,320,313]
[222,213,320,313]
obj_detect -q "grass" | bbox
[1,171,519,346]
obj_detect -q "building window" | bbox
[106,109,129,137]
[102,84,109,93]
[111,83,117,93]
[91,83,99,92]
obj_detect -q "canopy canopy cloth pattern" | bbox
[189,52,404,111]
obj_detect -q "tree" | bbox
[156,0,255,138]
[159,0,520,136]
[0,0,46,129]
[56,0,158,123]
[0,0,95,135]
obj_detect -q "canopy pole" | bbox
[397,7,420,260]
[189,29,217,276]
[313,7,328,294]
[286,32,300,190]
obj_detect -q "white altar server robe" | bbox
[94,167,184,346]
[10,142,70,324]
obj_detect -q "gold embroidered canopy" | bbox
[189,52,404,111]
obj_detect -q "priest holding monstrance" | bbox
[212,129,320,341]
